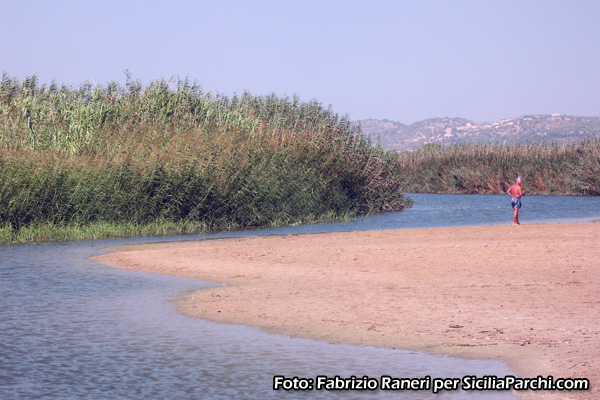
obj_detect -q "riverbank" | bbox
[94,222,599,399]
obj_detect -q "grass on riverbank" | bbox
[0,212,354,245]
[397,139,600,195]
[1,74,410,244]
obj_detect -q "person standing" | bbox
[507,176,524,225]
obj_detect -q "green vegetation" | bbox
[397,140,600,195]
[0,74,410,244]
[2,74,598,245]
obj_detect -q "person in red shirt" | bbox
[506,176,524,225]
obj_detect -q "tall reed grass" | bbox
[397,140,600,195]
[1,74,410,244]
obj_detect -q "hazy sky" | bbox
[1,0,599,123]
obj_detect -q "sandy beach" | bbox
[94,222,599,399]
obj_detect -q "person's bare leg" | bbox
[513,208,520,225]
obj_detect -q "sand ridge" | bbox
[94,222,600,399]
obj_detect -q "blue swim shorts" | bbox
[511,197,522,209]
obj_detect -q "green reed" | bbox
[397,140,600,195]
[0,74,410,244]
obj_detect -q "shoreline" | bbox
[94,222,599,399]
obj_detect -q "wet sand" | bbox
[94,222,599,399]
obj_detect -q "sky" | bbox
[1,0,599,124]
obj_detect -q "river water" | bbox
[1,194,599,399]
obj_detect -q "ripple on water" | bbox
[1,242,516,399]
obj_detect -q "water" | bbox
[2,194,599,399]
[247,193,600,236]
[170,193,600,240]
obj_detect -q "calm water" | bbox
[2,194,599,399]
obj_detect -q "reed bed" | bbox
[397,140,600,195]
[0,74,409,244]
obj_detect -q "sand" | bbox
[94,222,599,399]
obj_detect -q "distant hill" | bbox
[356,114,600,151]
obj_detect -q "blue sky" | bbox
[1,0,599,123]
